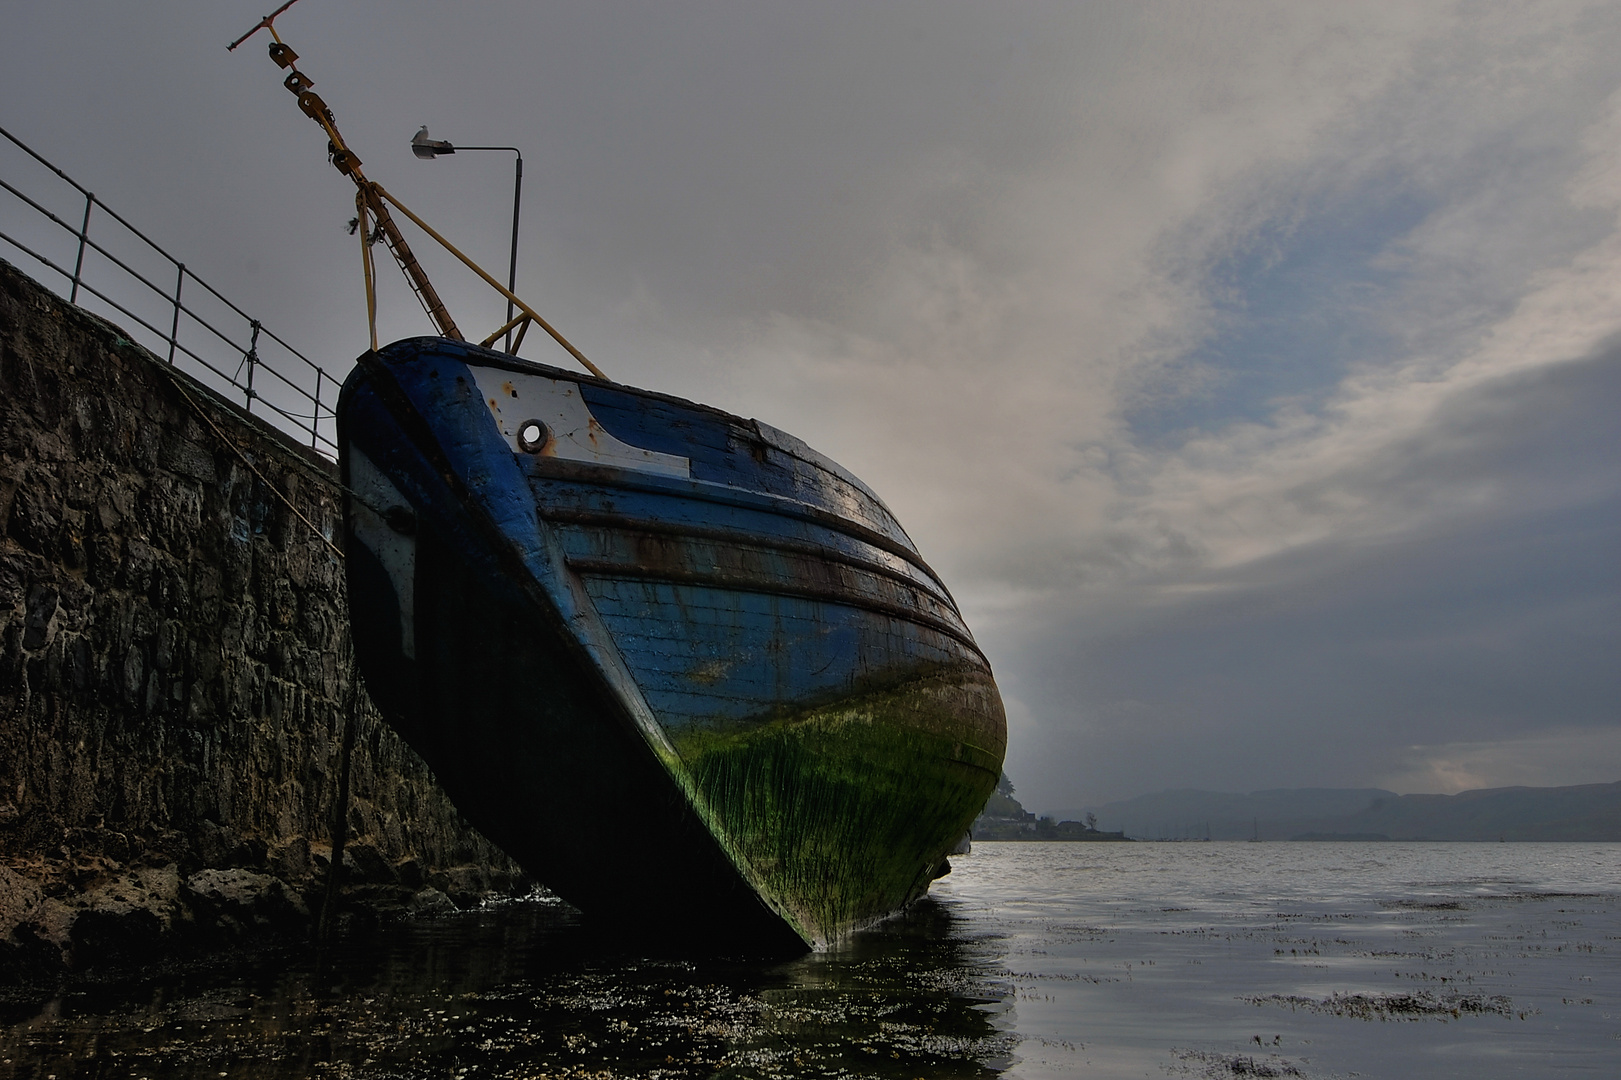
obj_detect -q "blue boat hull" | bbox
[338,338,1005,948]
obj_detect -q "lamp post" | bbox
[412,127,524,352]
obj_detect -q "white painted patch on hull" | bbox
[470,367,691,478]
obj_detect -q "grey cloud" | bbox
[1006,344,1621,805]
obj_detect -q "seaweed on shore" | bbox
[1168,1048,1307,1077]
[1242,989,1515,1020]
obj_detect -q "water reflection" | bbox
[1,894,1017,1079]
[14,843,1617,1078]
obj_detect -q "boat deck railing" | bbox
[0,125,340,457]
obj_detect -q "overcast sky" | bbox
[4,2,1618,810]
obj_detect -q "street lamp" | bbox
[411,126,524,352]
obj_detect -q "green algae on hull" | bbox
[672,667,1006,944]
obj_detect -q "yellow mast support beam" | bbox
[372,183,607,380]
[480,311,530,351]
[231,7,609,378]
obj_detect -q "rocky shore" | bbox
[0,259,528,989]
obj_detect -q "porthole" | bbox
[517,419,551,454]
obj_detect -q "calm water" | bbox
[3,842,1618,1078]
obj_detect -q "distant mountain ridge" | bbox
[1058,781,1621,841]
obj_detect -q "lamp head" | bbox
[411,126,455,159]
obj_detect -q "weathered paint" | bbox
[338,337,1006,949]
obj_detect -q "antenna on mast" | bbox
[226,1,305,53]
[227,3,606,378]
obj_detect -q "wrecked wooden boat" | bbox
[338,338,1006,949]
[236,6,1005,950]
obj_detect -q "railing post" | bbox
[245,319,260,414]
[167,263,184,364]
[69,193,93,304]
[311,369,323,448]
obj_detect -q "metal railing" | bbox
[0,125,339,456]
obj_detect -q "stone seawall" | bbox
[0,260,525,982]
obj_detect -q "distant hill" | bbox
[1064,782,1621,841]
[1059,788,1399,841]
[1326,782,1621,841]
[975,775,1131,842]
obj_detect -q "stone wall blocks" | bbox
[184,680,210,723]
[104,481,137,529]
[30,430,69,464]
[87,534,121,590]
[70,395,100,449]
[65,634,91,693]
[298,608,331,653]
[222,543,251,600]
[120,538,156,594]
[270,578,298,630]
[190,562,222,618]
[8,471,62,557]
[159,435,217,486]
[155,567,189,619]
[55,577,91,630]
[381,813,405,854]
[60,465,94,511]
[133,423,162,473]
[2,260,521,978]
[284,543,311,589]
[43,634,65,689]
[120,647,144,702]
[237,605,261,654]
[58,507,86,569]
[345,801,372,839]
[263,639,285,679]
[217,611,242,658]
[130,597,159,648]
[154,620,175,672]
[21,583,58,651]
[0,466,23,541]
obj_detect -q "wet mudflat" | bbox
[1,842,1617,1079]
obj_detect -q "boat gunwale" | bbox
[388,336,912,540]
